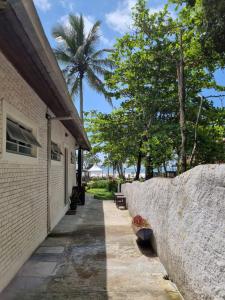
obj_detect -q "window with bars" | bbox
[6,118,41,157]
[51,142,62,161]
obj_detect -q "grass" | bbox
[87,188,114,200]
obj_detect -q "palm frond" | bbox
[53,47,71,63]
[89,64,110,76]
[87,20,101,43]
[69,14,85,46]
[84,21,101,56]
[91,49,114,59]
[52,24,78,56]
[91,58,114,69]
[86,67,112,105]
[70,75,80,96]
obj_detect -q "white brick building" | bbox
[0,0,90,292]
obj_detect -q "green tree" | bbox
[106,0,224,174]
[171,0,225,54]
[86,108,143,179]
[83,152,101,169]
[52,14,112,122]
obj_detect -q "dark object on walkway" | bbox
[133,226,153,241]
[69,186,85,207]
[78,185,85,205]
[132,215,153,242]
[114,192,124,203]
[67,186,78,214]
[116,195,127,209]
[136,238,156,257]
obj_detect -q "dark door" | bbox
[64,147,68,204]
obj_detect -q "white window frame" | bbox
[1,100,40,164]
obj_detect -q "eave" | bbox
[0,0,90,150]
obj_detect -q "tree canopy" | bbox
[86,0,225,179]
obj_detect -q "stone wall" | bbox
[122,164,225,300]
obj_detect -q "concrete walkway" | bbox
[1,196,183,300]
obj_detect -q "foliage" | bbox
[87,179,109,190]
[87,0,225,178]
[170,0,225,55]
[108,179,118,192]
[86,178,117,193]
[83,152,101,169]
[87,188,114,200]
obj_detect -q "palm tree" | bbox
[52,14,112,123]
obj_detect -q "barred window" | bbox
[51,142,62,161]
[6,119,41,157]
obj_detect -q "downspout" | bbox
[46,113,52,233]
[78,147,82,189]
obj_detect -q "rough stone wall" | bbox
[0,51,76,291]
[122,164,225,300]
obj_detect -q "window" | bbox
[71,151,75,164]
[51,142,62,161]
[6,119,41,157]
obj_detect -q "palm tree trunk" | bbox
[79,75,84,177]
[79,76,84,123]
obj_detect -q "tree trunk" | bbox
[145,155,153,180]
[163,162,167,177]
[177,31,187,173]
[116,164,122,178]
[79,76,84,123]
[79,75,84,169]
[135,142,143,181]
[190,96,203,167]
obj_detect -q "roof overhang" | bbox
[0,0,91,150]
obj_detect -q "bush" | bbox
[87,179,109,190]
[108,179,118,192]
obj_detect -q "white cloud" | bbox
[105,0,170,33]
[59,0,75,12]
[34,0,51,12]
[105,0,136,34]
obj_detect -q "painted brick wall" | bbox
[50,120,76,230]
[0,50,76,291]
[0,51,48,292]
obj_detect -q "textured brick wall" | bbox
[122,165,225,300]
[0,51,48,291]
[0,51,76,291]
[50,120,76,229]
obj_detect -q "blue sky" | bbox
[34,0,224,112]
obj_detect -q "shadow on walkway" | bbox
[0,197,108,300]
[0,196,183,300]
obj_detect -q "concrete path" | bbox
[0,196,183,300]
